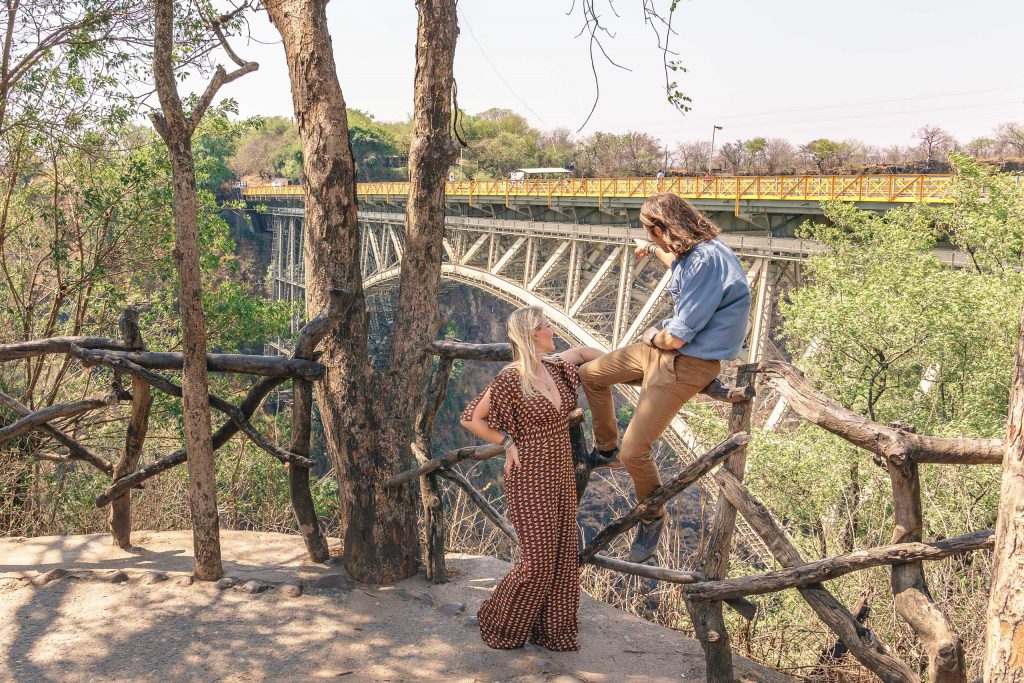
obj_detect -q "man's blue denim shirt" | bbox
[659,238,751,360]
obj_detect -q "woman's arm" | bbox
[459,389,505,445]
[460,388,521,475]
[553,346,605,365]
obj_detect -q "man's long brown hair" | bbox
[640,193,721,257]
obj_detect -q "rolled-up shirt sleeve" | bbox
[660,252,723,343]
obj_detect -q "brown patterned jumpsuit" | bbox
[461,356,581,651]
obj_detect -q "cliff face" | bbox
[222,208,275,297]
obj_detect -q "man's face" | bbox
[640,214,671,251]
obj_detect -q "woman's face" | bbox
[532,316,556,353]
[641,213,670,251]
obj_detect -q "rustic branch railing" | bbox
[0,289,353,557]
[390,343,997,683]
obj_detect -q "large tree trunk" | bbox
[152,0,222,581]
[984,299,1024,681]
[265,0,458,583]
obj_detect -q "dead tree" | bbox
[264,0,459,583]
[150,0,257,581]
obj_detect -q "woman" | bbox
[460,306,603,651]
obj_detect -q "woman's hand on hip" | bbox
[504,443,521,477]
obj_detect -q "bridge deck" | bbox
[243,174,954,206]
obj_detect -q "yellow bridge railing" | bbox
[241,174,954,205]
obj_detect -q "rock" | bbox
[175,575,194,587]
[242,580,268,595]
[141,571,168,585]
[548,676,584,683]
[463,615,479,629]
[312,573,352,591]
[107,570,129,584]
[417,591,435,606]
[215,577,235,590]
[439,602,465,616]
[279,581,302,598]
[395,588,416,601]
[32,568,67,586]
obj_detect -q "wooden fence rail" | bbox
[0,289,353,556]
[2,325,999,681]
[391,343,997,683]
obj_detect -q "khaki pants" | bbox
[579,343,721,515]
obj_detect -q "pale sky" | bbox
[217,0,1024,149]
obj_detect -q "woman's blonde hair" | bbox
[640,192,721,257]
[506,306,546,395]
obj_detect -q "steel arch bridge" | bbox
[264,207,813,562]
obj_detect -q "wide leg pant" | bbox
[579,343,721,515]
[478,435,580,651]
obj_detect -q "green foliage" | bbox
[780,158,1022,435]
[742,152,1017,672]
[228,110,403,182]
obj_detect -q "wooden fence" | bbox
[1,321,1002,682]
[0,290,353,561]
[388,342,1001,683]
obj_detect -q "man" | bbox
[578,193,751,563]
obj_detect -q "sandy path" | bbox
[0,531,789,682]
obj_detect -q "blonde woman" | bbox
[460,306,603,651]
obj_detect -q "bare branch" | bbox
[0,391,118,446]
[0,389,113,474]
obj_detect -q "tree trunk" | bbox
[166,146,222,580]
[984,299,1024,681]
[265,0,459,583]
[150,0,259,581]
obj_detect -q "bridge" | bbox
[243,173,954,234]
[243,174,954,235]
[246,176,961,563]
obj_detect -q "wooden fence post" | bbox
[287,289,353,563]
[288,375,329,562]
[109,308,152,549]
[415,355,455,583]
[685,366,756,682]
[884,428,965,683]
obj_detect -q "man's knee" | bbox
[578,362,604,389]
[619,446,656,468]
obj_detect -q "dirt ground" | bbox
[0,531,790,683]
